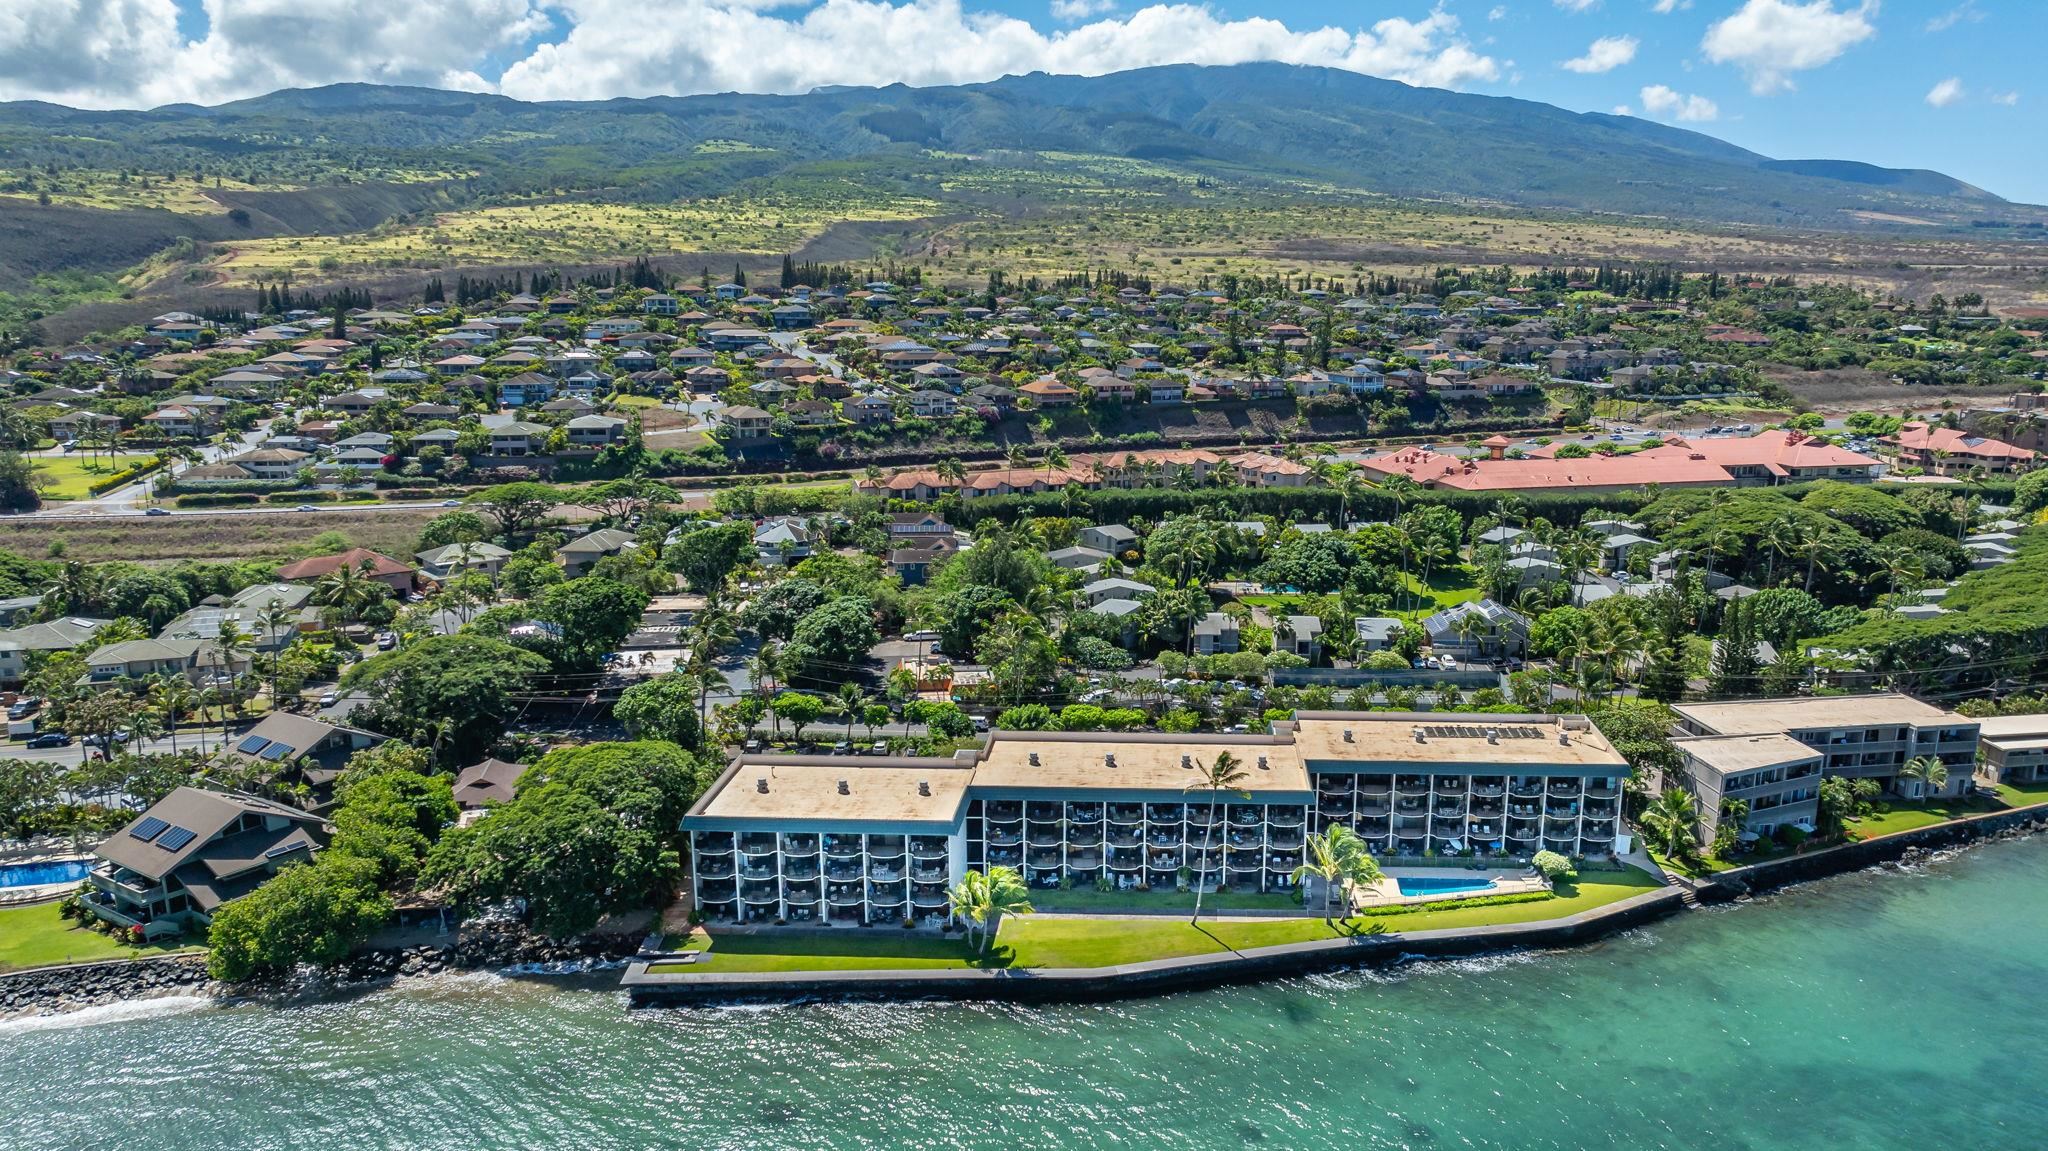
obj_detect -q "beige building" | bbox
[1976,715,2048,787]
[1673,732,1823,846]
[684,711,1630,927]
[1671,694,1979,800]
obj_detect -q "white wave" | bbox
[0,994,213,1033]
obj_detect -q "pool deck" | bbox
[1357,866,1548,909]
[0,849,95,907]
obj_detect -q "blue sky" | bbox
[8,1,2042,202]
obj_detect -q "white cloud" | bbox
[1050,0,1116,21]
[496,1,1504,103]
[1925,77,1964,108]
[1702,0,1877,95]
[1651,0,1692,12]
[1488,5,1508,19]
[1991,90,2019,106]
[1553,0,1601,11]
[1924,2,1981,34]
[0,0,549,107]
[1639,83,1718,121]
[1611,102,1632,114]
[1562,35,1637,74]
[0,0,1510,108]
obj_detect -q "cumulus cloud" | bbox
[0,0,1507,108]
[1639,83,1718,121]
[1925,77,1964,108]
[1651,0,1692,12]
[1049,0,1116,21]
[1990,89,2019,106]
[1554,0,1600,11]
[497,1,1503,102]
[1702,0,1877,95]
[1562,35,1637,74]
[1489,5,1508,19]
[0,0,550,107]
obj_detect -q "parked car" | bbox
[375,632,397,650]
[25,732,70,748]
[831,741,853,754]
[319,691,340,707]
[869,741,889,755]
[743,739,763,753]
[145,507,171,516]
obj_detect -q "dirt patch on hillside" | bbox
[0,509,443,564]
[1759,364,2008,413]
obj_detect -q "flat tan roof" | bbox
[695,760,972,825]
[1674,694,1968,734]
[973,734,1309,794]
[1675,733,1822,776]
[1288,713,1628,772]
[1975,715,2048,744]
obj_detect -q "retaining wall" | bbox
[621,887,1686,1007]
[1699,802,2048,901]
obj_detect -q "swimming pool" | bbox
[0,859,91,888]
[1393,875,1498,897]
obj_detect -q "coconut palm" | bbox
[1292,823,1379,919]
[255,601,295,704]
[1639,786,1701,860]
[314,559,382,625]
[946,870,991,950]
[1184,751,1251,924]
[147,674,196,756]
[1898,755,1950,799]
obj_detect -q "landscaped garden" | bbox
[656,866,1662,974]
[0,902,200,972]
[32,454,156,500]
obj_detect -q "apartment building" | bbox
[1976,715,2048,786]
[1670,694,1979,799]
[1673,732,1824,845]
[682,711,1630,927]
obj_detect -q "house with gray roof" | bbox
[85,787,329,940]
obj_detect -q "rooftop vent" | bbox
[917,781,930,797]
[1181,754,1192,768]
[836,779,849,795]
[1343,728,1354,743]
[755,778,768,793]
[1257,756,1269,770]
[1558,730,1572,746]
[1028,752,1040,766]
[1413,726,1427,744]
[1486,728,1499,745]
[1104,753,1117,768]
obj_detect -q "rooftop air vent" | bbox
[1558,730,1572,746]
[1413,727,1427,744]
[1257,756,1268,770]
[1104,753,1117,768]
[756,778,769,793]
[1342,728,1354,743]
[1028,752,1040,766]
[836,779,849,795]
[1486,728,1499,745]
[1181,755,1192,768]
[917,781,930,797]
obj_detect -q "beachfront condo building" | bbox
[1672,732,1825,845]
[1975,715,2048,787]
[1670,694,1980,800]
[683,711,1631,927]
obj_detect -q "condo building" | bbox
[683,711,1631,927]
[1670,694,1980,800]
[1976,715,2048,787]
[1672,732,1824,844]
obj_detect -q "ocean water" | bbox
[4,838,2046,1150]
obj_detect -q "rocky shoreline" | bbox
[0,920,646,1021]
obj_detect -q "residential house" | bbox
[453,758,530,823]
[274,549,415,595]
[85,787,330,939]
[1353,617,1404,652]
[1192,612,1242,655]
[487,421,552,457]
[0,617,109,684]
[1275,615,1325,661]
[556,527,640,578]
[1423,600,1530,661]
[717,406,775,441]
[1881,422,2036,476]
[81,637,245,687]
[1080,578,1153,609]
[908,391,958,419]
[1078,524,1138,556]
[754,517,815,566]
[1044,546,1111,572]
[1673,733,1825,846]
[564,414,628,448]
[414,542,513,582]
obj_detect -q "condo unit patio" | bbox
[680,713,1633,928]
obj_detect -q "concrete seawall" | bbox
[621,887,1687,1007]
[1699,802,2048,901]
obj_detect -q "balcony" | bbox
[1108,849,1144,871]
[1509,781,1545,799]
[1028,848,1062,869]
[1356,798,1392,817]
[824,862,862,883]
[1395,777,1432,797]
[740,882,780,904]
[1319,798,1355,819]
[911,885,950,908]
[1106,828,1143,848]
[1268,806,1306,827]
[1543,837,1577,855]
[1470,780,1506,798]
[1028,829,1064,848]
[1147,851,1181,870]
[867,836,906,859]
[826,887,864,907]
[1355,817,1389,839]
[823,835,863,859]
[782,859,821,881]
[1356,780,1393,797]
[1508,822,1539,842]
[1227,849,1264,870]
[988,848,1022,867]
[783,891,821,909]
[1432,803,1466,820]
[1467,823,1501,840]
[780,833,819,855]
[1068,828,1103,849]
[987,828,1022,847]
[1470,802,1504,819]
[1394,824,1427,841]
[739,861,778,881]
[697,879,736,902]
[909,836,949,861]
[1229,805,1264,827]
[1584,803,1618,821]
[1548,782,1583,797]
[1027,802,1063,822]
[1067,803,1103,825]
[868,863,904,883]
[1107,805,1144,824]
[739,834,778,855]
[1545,803,1580,819]
[1585,781,1621,800]
[910,863,949,883]
[1226,829,1264,849]
[1067,851,1103,870]
[867,887,907,907]
[985,802,1023,822]
[1433,777,1468,795]
[693,832,734,854]
[695,858,734,880]
[1146,830,1184,848]
[1146,805,1186,823]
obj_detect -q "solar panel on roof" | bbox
[129,816,169,842]
[236,735,272,755]
[259,742,293,762]
[156,826,197,852]
[264,841,303,859]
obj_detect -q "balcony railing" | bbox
[739,835,778,854]
[1268,807,1306,827]
[695,859,734,879]
[909,838,949,860]
[780,835,819,855]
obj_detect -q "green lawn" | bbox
[1996,780,2048,809]
[1848,795,2008,840]
[1393,568,1480,617]
[658,867,1662,973]
[33,454,156,500]
[0,903,200,972]
[1023,887,1303,914]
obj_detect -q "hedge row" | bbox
[87,457,165,497]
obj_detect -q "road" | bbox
[2,731,227,765]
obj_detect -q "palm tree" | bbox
[936,457,967,489]
[1041,444,1069,482]
[211,619,253,741]
[1414,536,1453,600]
[976,865,1033,954]
[1761,517,1799,587]
[256,601,295,704]
[1639,787,1701,860]
[148,674,196,756]
[1867,544,1925,599]
[837,681,869,741]
[946,870,991,950]
[1293,823,1379,919]
[1898,755,1950,800]
[314,560,381,626]
[1184,751,1251,924]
